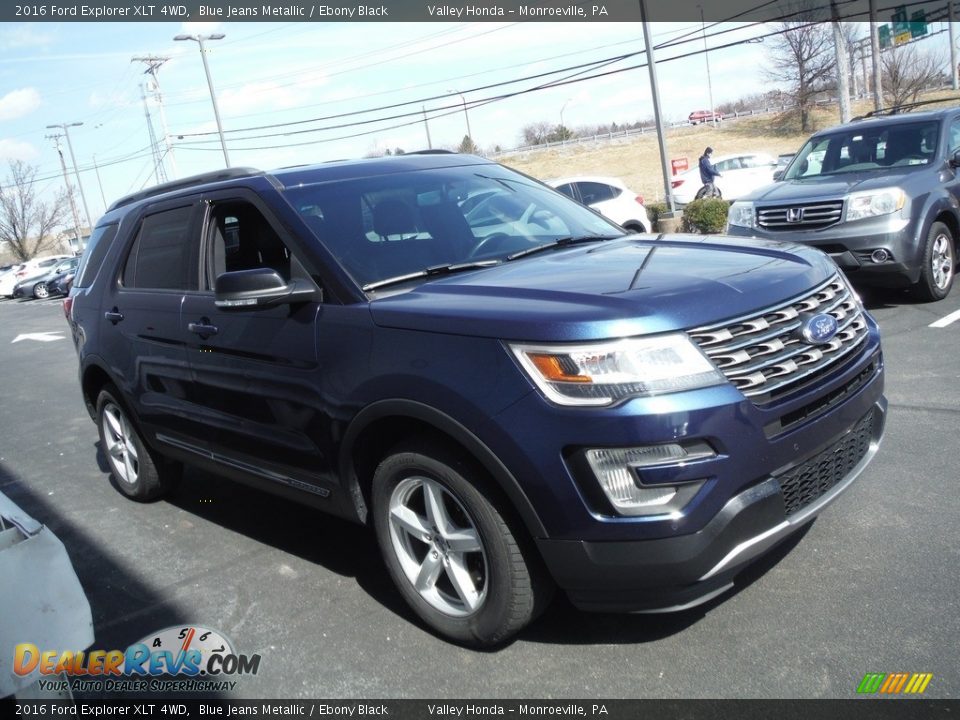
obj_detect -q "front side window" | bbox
[122,206,194,290]
[205,201,294,288]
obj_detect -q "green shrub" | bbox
[682,198,731,234]
[645,201,669,228]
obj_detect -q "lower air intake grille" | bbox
[777,409,875,516]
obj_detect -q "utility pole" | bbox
[831,1,852,122]
[46,133,84,252]
[132,55,178,179]
[699,5,717,127]
[139,82,167,184]
[950,1,958,91]
[641,1,675,214]
[869,0,883,110]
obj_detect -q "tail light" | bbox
[63,295,73,319]
[671,180,684,189]
[634,195,644,206]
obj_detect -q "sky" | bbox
[0,19,954,224]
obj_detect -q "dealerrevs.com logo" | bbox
[856,672,933,695]
[13,625,261,693]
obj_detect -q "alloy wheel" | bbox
[931,233,955,291]
[387,475,488,617]
[101,403,139,485]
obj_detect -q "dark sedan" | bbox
[13,257,78,299]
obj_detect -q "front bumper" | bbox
[727,215,922,287]
[537,398,886,612]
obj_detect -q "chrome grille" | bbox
[689,276,869,402]
[757,201,843,230]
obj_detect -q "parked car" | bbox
[688,109,723,125]
[0,255,72,298]
[13,257,79,299]
[67,154,885,646]
[0,490,94,700]
[546,176,652,233]
[671,152,778,205]
[728,106,960,301]
[46,267,77,297]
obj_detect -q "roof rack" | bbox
[107,167,263,212]
[853,97,959,121]
[406,149,456,155]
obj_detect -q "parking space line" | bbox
[929,308,960,328]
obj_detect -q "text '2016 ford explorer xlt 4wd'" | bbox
[67,153,886,646]
[728,107,960,301]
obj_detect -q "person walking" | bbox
[697,147,722,199]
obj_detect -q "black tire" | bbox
[95,384,179,502]
[371,440,552,646]
[912,221,956,302]
[694,185,722,201]
[33,283,49,299]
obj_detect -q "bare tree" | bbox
[882,44,947,107]
[520,121,553,146]
[764,10,834,132]
[0,161,69,261]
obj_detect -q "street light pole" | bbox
[174,33,230,167]
[560,98,572,143]
[448,89,473,146]
[46,122,92,229]
[46,134,84,252]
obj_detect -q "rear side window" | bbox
[122,206,194,290]
[575,182,620,204]
[74,224,119,289]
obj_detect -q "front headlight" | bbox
[509,335,725,407]
[727,201,755,229]
[846,187,906,221]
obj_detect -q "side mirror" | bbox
[214,267,319,309]
[951,150,960,168]
[773,169,784,181]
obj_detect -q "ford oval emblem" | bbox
[801,313,839,344]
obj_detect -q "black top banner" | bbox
[3,0,952,23]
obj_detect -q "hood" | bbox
[369,235,838,341]
[742,168,924,203]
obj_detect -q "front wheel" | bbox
[371,441,551,646]
[96,384,179,502]
[33,283,49,299]
[912,221,956,302]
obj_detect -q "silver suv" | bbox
[727,107,960,301]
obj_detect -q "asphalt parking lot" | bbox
[0,285,958,699]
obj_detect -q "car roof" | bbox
[545,176,629,188]
[103,153,495,219]
[813,106,957,138]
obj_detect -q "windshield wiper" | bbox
[505,235,618,261]
[362,260,500,292]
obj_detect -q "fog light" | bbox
[585,443,713,516]
[870,249,891,263]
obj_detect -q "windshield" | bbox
[283,163,624,289]
[784,120,939,180]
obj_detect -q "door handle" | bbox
[104,309,124,324]
[188,319,219,338]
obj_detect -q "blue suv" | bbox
[67,153,886,645]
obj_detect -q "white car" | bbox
[0,255,72,298]
[670,153,778,205]
[546,176,652,233]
